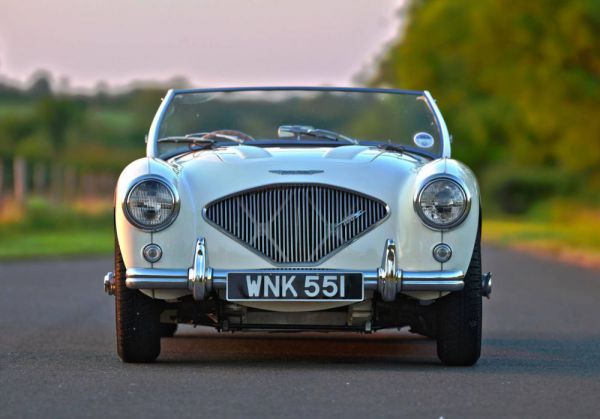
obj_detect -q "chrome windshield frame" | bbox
[146,87,451,159]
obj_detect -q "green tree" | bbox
[373,0,600,196]
[35,97,85,152]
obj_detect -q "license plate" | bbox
[226,272,363,301]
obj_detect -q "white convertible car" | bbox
[103,87,492,365]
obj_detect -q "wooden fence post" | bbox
[14,157,27,206]
[0,159,4,201]
[33,163,46,196]
[50,164,62,203]
[63,167,77,201]
[0,159,4,209]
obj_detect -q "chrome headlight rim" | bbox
[413,174,471,231]
[123,175,180,232]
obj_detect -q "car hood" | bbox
[170,145,426,202]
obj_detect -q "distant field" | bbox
[90,108,137,130]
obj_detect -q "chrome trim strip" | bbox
[125,267,188,289]
[401,280,464,292]
[269,170,324,175]
[377,239,402,302]
[125,277,189,289]
[188,237,211,300]
[126,267,188,279]
[125,268,464,292]
[423,90,451,158]
[147,89,176,158]
[171,86,426,95]
[402,269,465,281]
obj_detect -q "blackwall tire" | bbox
[160,323,178,338]
[114,237,161,363]
[436,213,483,366]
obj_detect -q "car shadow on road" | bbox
[159,328,441,368]
[155,327,600,376]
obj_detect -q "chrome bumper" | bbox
[107,238,466,302]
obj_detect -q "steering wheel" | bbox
[201,129,255,143]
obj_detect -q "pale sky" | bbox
[0,0,404,90]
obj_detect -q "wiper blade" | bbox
[158,131,247,145]
[377,143,406,152]
[157,131,252,159]
[376,143,434,159]
[278,125,358,144]
[156,136,217,160]
[157,135,216,145]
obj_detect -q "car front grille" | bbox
[204,184,388,264]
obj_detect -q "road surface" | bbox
[1,245,599,418]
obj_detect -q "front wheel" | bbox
[436,215,483,366]
[159,323,178,338]
[114,238,161,363]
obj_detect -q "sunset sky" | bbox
[0,0,404,90]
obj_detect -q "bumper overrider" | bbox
[104,238,492,301]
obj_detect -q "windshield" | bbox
[152,88,444,159]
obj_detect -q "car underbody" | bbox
[159,294,439,335]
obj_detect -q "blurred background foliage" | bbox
[0,0,598,258]
[0,76,164,257]
[373,0,600,213]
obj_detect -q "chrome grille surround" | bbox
[203,183,390,265]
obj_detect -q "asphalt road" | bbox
[1,245,599,418]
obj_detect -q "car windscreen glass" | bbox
[156,89,442,159]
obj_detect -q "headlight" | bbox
[414,177,470,229]
[124,177,179,231]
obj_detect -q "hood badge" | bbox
[269,170,324,175]
[335,209,366,228]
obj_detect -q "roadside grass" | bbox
[0,197,113,260]
[484,219,600,250]
[483,218,600,268]
[0,230,113,259]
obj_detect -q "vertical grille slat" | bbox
[205,184,388,265]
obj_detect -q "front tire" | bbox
[159,323,178,338]
[114,238,161,363]
[436,215,483,366]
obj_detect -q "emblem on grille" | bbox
[335,209,366,229]
[269,170,324,175]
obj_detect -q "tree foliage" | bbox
[373,0,600,196]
